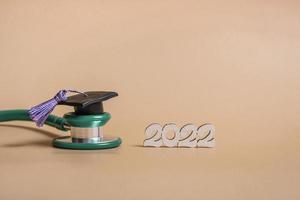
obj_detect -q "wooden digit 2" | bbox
[178,124,197,147]
[143,123,215,148]
[143,123,163,147]
[196,123,215,147]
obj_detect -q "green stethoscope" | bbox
[0,90,122,150]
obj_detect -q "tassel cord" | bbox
[28,89,86,127]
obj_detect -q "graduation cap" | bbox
[59,91,118,115]
[29,90,118,127]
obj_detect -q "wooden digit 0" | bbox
[161,123,180,147]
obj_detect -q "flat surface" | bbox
[0,122,299,200]
[1,0,300,199]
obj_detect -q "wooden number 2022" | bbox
[144,123,215,148]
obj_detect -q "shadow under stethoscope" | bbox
[0,124,61,148]
[0,124,121,154]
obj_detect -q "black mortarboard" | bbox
[59,91,118,115]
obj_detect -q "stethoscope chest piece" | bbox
[54,91,122,150]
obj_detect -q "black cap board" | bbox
[59,91,118,115]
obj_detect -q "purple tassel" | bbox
[28,89,86,127]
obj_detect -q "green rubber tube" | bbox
[0,109,67,131]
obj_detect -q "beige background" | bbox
[0,0,300,199]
